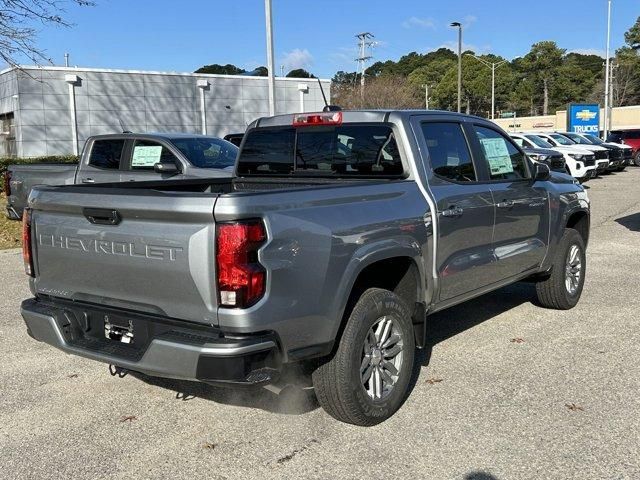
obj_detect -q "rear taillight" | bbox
[22,208,34,277]
[292,111,342,127]
[216,220,266,308]
[2,171,10,196]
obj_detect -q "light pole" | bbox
[466,54,518,120]
[450,22,462,113]
[265,0,276,116]
[603,0,612,139]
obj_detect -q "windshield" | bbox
[562,133,592,145]
[584,134,604,144]
[170,138,238,169]
[550,134,575,146]
[525,135,554,148]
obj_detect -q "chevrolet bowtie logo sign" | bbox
[576,109,597,121]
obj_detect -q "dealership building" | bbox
[0,66,331,157]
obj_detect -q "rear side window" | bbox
[88,139,125,169]
[130,140,179,170]
[237,125,403,177]
[473,126,530,180]
[420,122,476,182]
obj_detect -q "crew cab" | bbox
[507,138,566,174]
[579,133,633,168]
[510,133,595,182]
[533,132,609,175]
[4,133,237,220]
[20,110,590,426]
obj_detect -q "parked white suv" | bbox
[536,132,610,174]
[511,133,596,181]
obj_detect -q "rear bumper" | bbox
[21,298,281,385]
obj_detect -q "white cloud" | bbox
[464,15,477,26]
[402,17,436,29]
[568,48,606,58]
[281,48,314,72]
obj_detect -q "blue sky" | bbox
[20,0,640,78]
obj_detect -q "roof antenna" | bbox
[317,78,341,112]
[118,117,132,134]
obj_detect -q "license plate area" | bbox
[104,315,135,344]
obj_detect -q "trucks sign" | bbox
[567,103,600,134]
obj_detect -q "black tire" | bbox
[535,228,586,310]
[312,288,415,426]
[634,152,640,167]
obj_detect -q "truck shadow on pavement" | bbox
[131,282,536,417]
[416,282,537,369]
[129,365,319,415]
[615,212,640,232]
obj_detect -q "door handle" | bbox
[496,200,514,208]
[82,178,95,184]
[440,206,464,217]
[83,208,121,225]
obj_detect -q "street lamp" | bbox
[450,22,462,113]
[603,0,612,139]
[265,0,276,116]
[465,54,519,120]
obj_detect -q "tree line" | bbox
[332,17,640,118]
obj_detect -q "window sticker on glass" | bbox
[132,145,162,167]
[480,138,513,175]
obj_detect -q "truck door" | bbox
[469,124,549,278]
[415,120,496,302]
[77,138,128,184]
[121,139,184,182]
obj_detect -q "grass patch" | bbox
[0,193,21,250]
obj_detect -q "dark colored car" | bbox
[607,130,640,166]
[223,133,244,147]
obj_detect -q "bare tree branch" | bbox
[0,0,94,67]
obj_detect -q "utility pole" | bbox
[450,22,463,113]
[64,53,69,67]
[265,0,276,116]
[421,84,431,109]
[466,54,518,120]
[355,32,375,100]
[603,0,612,139]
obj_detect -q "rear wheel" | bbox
[312,288,415,426]
[634,152,640,167]
[535,228,586,310]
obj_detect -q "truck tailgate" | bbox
[30,187,220,325]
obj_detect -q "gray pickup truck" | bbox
[20,110,590,426]
[4,133,237,219]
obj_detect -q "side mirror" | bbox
[533,162,551,181]
[154,162,180,174]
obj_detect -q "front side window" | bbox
[420,122,476,182]
[474,126,530,181]
[549,134,575,146]
[130,140,179,170]
[88,139,125,169]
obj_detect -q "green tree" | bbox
[520,41,565,115]
[286,68,315,78]
[194,63,246,75]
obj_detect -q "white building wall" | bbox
[1,66,330,157]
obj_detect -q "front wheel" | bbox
[634,152,640,167]
[312,288,415,426]
[535,228,586,310]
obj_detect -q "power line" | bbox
[355,32,376,98]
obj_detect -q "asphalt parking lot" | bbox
[1,169,639,480]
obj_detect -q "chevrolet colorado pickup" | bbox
[4,133,237,220]
[20,110,590,426]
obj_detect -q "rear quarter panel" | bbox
[214,181,431,360]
